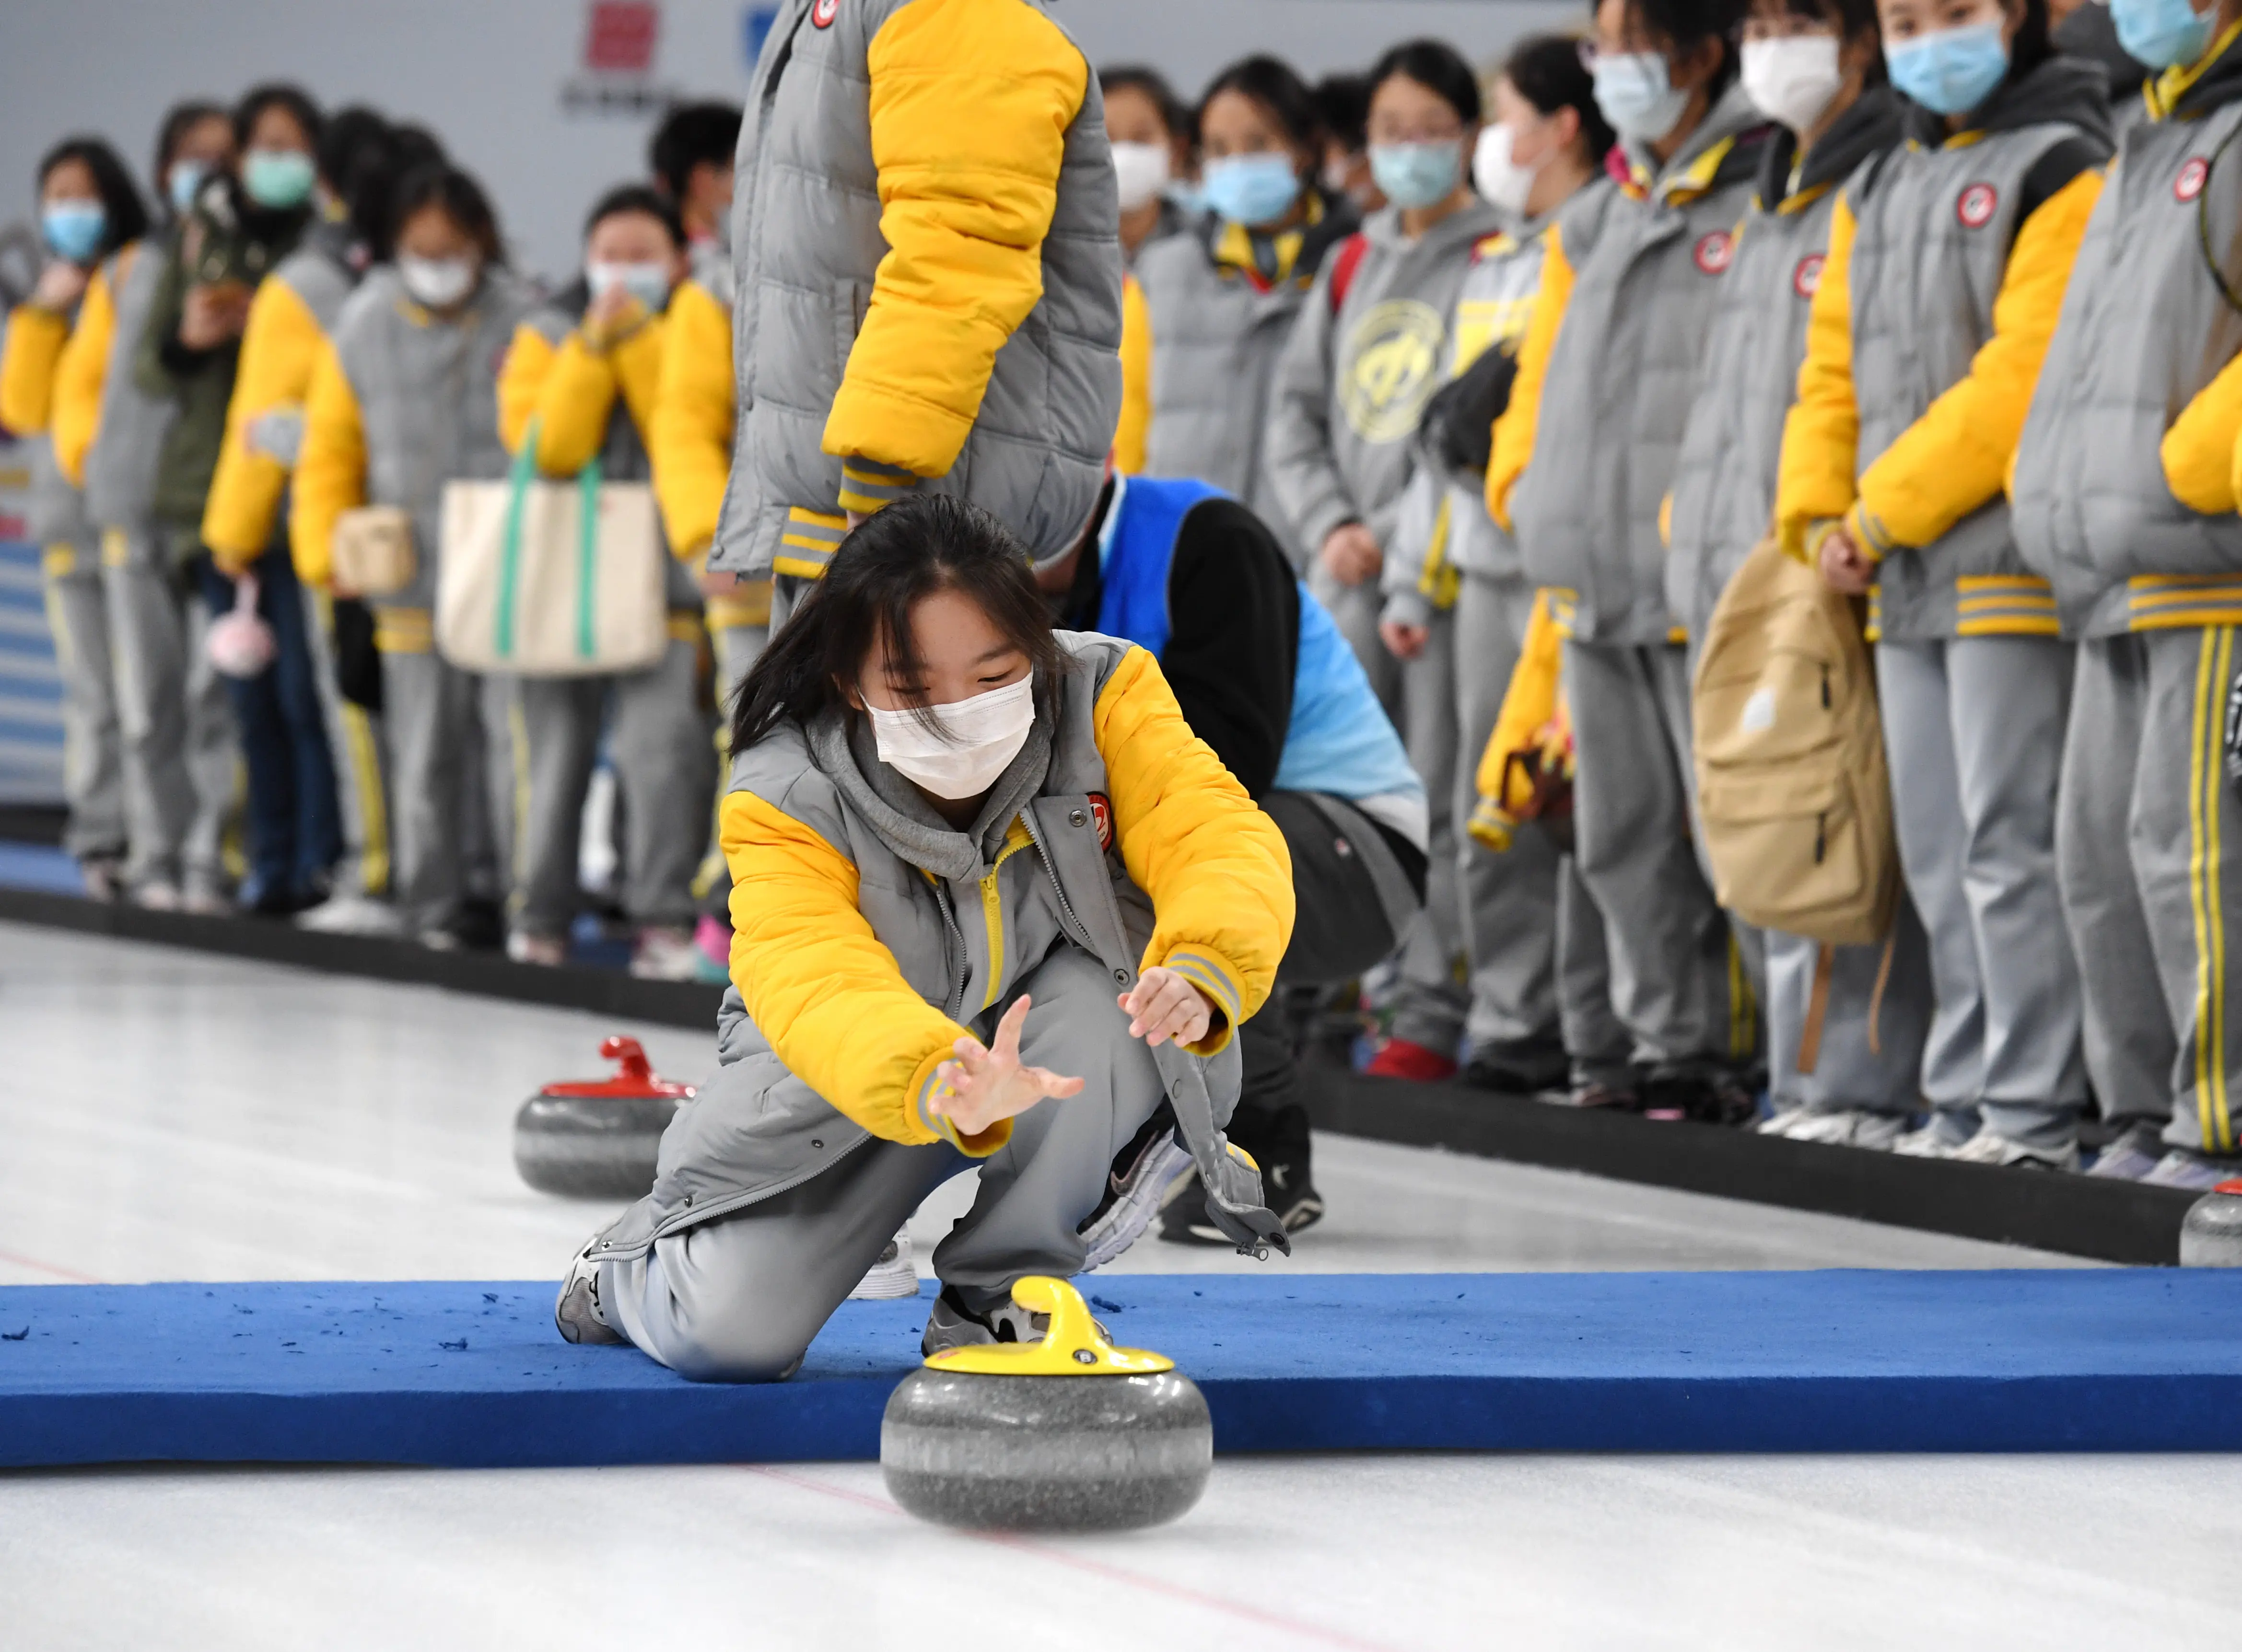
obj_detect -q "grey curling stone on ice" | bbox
[2180,1178,2242,1267]
[881,1277,1212,1532]
[513,1035,693,1200]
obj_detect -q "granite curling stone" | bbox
[513,1035,693,1199]
[2180,1177,2242,1268]
[881,1276,1212,1532]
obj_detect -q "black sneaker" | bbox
[1462,1035,1571,1094]
[1639,1062,1758,1126]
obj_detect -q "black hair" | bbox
[1774,0,1886,83]
[1503,34,1618,161]
[1099,64,1192,143]
[1197,55,1324,154]
[1367,38,1483,126]
[1625,0,1748,92]
[648,101,742,200]
[730,495,1065,753]
[234,82,324,153]
[2006,0,2055,78]
[583,182,684,247]
[392,162,506,266]
[35,137,149,260]
[152,99,228,209]
[1312,73,1372,153]
[316,106,400,257]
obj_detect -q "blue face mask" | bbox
[1369,141,1463,210]
[41,201,105,263]
[588,260,673,312]
[1593,52,1693,143]
[2112,0,2215,70]
[242,148,316,210]
[1200,153,1304,227]
[1885,22,2011,116]
[168,161,207,217]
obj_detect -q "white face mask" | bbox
[868,672,1036,800]
[1740,35,1845,136]
[1472,124,1545,215]
[398,253,477,310]
[1110,140,1173,212]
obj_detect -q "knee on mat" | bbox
[664,1317,813,1384]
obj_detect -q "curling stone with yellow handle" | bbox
[880,1276,1212,1531]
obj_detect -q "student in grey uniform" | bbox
[1377,36,1614,1092]
[292,164,537,950]
[1667,0,1934,1147]
[2013,3,2242,1187]
[1780,0,2109,1167]
[496,186,717,980]
[1100,65,1196,268]
[1265,37,1505,1084]
[554,498,1295,1374]
[1489,0,1774,1119]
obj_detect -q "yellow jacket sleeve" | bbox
[2167,349,2242,515]
[51,260,120,486]
[825,0,1088,492]
[290,340,368,590]
[650,279,735,557]
[1114,272,1151,473]
[1775,194,1862,559]
[719,788,1004,1155]
[1468,591,1564,851]
[1092,646,1295,1051]
[495,323,559,459]
[0,303,72,434]
[609,313,667,456]
[1847,170,2103,559]
[1485,224,1573,533]
[202,276,330,571]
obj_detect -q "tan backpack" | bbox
[1692,536,1898,950]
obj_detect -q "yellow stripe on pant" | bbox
[2189,628,2236,1152]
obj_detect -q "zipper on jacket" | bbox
[930,881,971,1022]
[1021,811,1116,981]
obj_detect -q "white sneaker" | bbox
[133,880,183,911]
[507,931,567,966]
[418,927,461,953]
[1950,1128,2080,1172]
[1893,1120,1969,1158]
[848,1232,920,1300]
[295,893,402,936]
[1078,1123,1193,1272]
[629,925,704,981]
[1755,1106,1807,1136]
[1775,1109,1905,1150]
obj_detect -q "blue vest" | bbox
[1095,475,1423,813]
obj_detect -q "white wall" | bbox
[0,0,1580,282]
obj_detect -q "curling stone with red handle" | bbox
[2180,1178,2242,1268]
[513,1036,694,1199]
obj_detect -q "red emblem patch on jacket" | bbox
[1793,253,1825,299]
[1693,230,1734,275]
[811,0,839,26]
[1087,792,1114,851]
[1957,183,1998,228]
[2178,158,2209,203]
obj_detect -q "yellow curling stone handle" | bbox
[923,1276,1175,1376]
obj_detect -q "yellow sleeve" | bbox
[290,340,368,590]
[202,276,330,570]
[521,329,625,477]
[1092,646,1296,1052]
[824,0,1088,492]
[1114,272,1151,473]
[1775,194,1862,559]
[1468,591,1563,850]
[719,789,1004,1155]
[495,323,555,458]
[650,280,735,557]
[1848,170,2103,558]
[1485,225,1573,533]
[609,313,667,456]
[51,262,119,487]
[2168,350,2242,515]
[0,303,72,434]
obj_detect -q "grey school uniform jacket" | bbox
[1510,82,1774,644]
[1665,92,1903,638]
[2012,35,2242,636]
[81,235,177,535]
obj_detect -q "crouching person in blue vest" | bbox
[1039,471,1428,1240]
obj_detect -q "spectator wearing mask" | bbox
[0,137,149,901]
[1117,55,1358,555]
[1375,36,1613,1092]
[1266,37,1503,1082]
[1313,72,1387,216]
[2014,0,2242,1186]
[1779,0,2109,1166]
[649,101,743,264]
[292,163,539,949]
[1667,0,1934,1148]
[708,0,1123,624]
[495,185,717,980]
[1100,64,1195,266]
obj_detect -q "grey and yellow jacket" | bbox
[0,280,94,554]
[1264,197,1507,569]
[290,264,539,615]
[1666,91,1903,638]
[1775,55,2111,641]
[592,632,1296,1261]
[1489,81,1774,644]
[2016,25,2242,634]
[73,234,177,536]
[708,0,1124,582]
[1380,204,1578,628]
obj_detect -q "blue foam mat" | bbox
[4,1270,2241,1468]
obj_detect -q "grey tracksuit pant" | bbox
[600,944,1168,1383]
[304,589,391,901]
[379,642,515,935]
[1559,852,1632,1090]
[514,635,714,937]
[2058,628,2242,1157]
[1879,636,2085,1146]
[41,544,125,862]
[104,527,236,896]
[1565,639,1757,1070]
[1764,908,1933,1117]
[696,616,771,916]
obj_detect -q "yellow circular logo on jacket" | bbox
[1338,299,1445,445]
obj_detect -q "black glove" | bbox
[1415,343,1518,479]
[331,596,384,714]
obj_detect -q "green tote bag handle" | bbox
[496,418,603,663]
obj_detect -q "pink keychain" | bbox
[206,572,277,679]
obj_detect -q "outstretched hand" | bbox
[1120,966,1217,1049]
[928,994,1084,1138]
